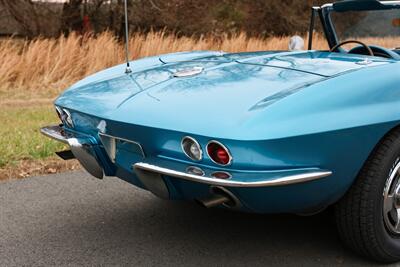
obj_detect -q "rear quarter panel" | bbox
[242,61,400,203]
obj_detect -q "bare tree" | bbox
[0,0,40,37]
[61,0,83,34]
[0,0,334,38]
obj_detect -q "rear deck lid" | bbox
[232,51,392,77]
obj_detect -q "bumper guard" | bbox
[41,125,104,179]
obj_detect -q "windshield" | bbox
[330,9,400,49]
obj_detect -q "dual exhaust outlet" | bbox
[196,187,241,209]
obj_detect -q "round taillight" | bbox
[207,141,232,166]
[181,137,203,161]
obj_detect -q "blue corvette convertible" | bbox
[42,0,400,262]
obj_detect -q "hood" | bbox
[56,50,393,135]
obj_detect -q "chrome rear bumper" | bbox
[41,125,104,179]
[134,163,332,188]
[40,125,70,144]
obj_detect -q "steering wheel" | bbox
[330,40,374,56]
[349,45,400,60]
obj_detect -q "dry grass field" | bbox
[1,31,398,101]
[0,31,327,101]
[0,31,399,179]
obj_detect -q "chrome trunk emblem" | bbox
[173,67,204,78]
[356,59,373,65]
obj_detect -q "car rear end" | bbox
[41,107,339,214]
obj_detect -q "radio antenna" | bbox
[124,0,132,74]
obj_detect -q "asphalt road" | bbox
[0,171,394,266]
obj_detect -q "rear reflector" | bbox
[186,166,205,176]
[211,171,232,180]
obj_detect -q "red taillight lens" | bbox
[207,142,232,166]
[216,148,229,164]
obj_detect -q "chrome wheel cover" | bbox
[383,159,400,235]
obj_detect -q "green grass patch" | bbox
[0,105,67,168]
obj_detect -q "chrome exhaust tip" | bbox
[196,186,241,209]
[196,194,231,209]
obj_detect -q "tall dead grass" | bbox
[0,31,398,101]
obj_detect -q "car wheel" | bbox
[335,129,400,263]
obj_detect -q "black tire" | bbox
[335,128,400,263]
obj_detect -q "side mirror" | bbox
[289,36,305,51]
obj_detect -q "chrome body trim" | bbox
[133,162,332,188]
[206,140,233,166]
[181,136,203,161]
